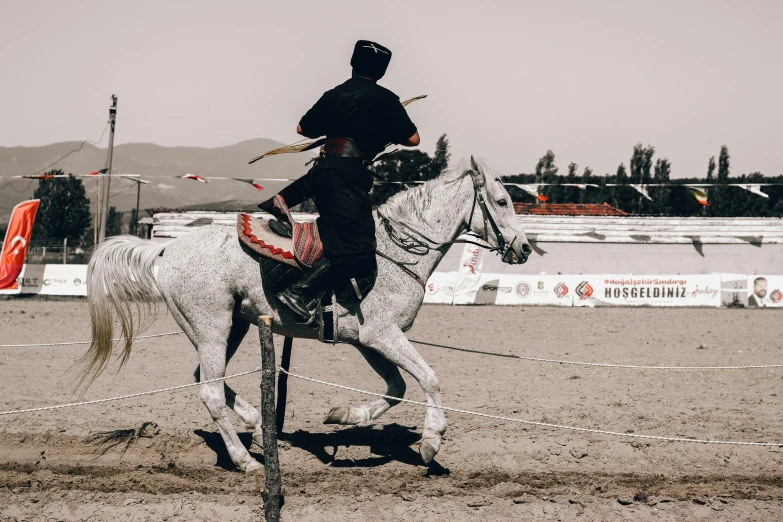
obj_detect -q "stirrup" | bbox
[268,218,293,238]
[276,289,321,324]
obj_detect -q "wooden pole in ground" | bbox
[276,336,293,434]
[258,315,282,521]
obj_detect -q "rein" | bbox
[375,159,517,287]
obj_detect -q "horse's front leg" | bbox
[324,344,406,426]
[358,325,447,464]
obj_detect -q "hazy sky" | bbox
[1,0,780,178]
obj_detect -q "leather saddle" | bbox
[237,212,324,291]
[238,195,376,343]
[237,192,340,340]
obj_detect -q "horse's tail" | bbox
[78,235,168,389]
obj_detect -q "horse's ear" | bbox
[469,155,486,187]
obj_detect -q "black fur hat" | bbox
[350,40,392,80]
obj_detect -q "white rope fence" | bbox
[279,368,783,447]
[2,330,782,370]
[410,339,783,370]
[0,367,261,416]
[0,331,184,348]
[1,362,780,447]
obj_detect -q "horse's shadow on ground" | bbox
[194,423,449,475]
[193,429,265,471]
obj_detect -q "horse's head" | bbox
[464,157,532,265]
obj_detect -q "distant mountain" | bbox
[0,139,313,221]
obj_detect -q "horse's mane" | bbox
[379,163,473,223]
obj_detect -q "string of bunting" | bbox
[505,182,775,206]
[10,169,142,180]
[8,170,778,207]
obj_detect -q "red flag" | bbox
[21,174,58,179]
[0,200,40,290]
[685,186,709,206]
[182,174,208,183]
[236,179,264,191]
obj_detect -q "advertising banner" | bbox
[456,273,574,306]
[423,271,457,304]
[452,243,486,304]
[572,274,722,307]
[0,264,88,296]
[746,275,783,308]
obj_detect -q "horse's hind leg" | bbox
[193,316,263,446]
[359,325,447,464]
[324,344,406,426]
[222,319,264,445]
[169,298,261,473]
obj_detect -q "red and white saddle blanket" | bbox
[237,195,324,268]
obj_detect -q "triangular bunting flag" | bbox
[181,174,208,183]
[513,184,549,202]
[734,184,769,198]
[685,185,708,206]
[236,179,264,191]
[629,184,652,201]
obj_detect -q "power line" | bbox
[0,123,110,194]
[32,122,110,176]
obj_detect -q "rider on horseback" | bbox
[258,40,421,319]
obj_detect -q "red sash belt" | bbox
[323,137,365,158]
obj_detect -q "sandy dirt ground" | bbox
[1,300,783,521]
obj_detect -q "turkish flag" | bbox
[0,200,40,290]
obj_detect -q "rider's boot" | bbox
[276,258,332,321]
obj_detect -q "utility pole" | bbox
[134,179,141,235]
[98,95,117,243]
[122,176,149,236]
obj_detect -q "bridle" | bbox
[465,156,518,264]
[377,157,521,287]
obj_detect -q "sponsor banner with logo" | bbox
[455,273,574,306]
[746,275,783,308]
[423,271,458,304]
[452,243,486,304]
[0,264,88,296]
[572,274,722,307]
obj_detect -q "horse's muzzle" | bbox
[502,242,532,265]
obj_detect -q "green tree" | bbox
[564,162,578,203]
[534,150,558,202]
[653,158,672,214]
[709,145,731,215]
[628,144,655,214]
[430,133,451,176]
[534,150,558,181]
[580,166,594,204]
[370,149,437,205]
[370,134,450,206]
[611,163,628,209]
[706,156,716,181]
[717,145,730,183]
[32,170,91,241]
[106,206,123,237]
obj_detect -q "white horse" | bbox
[81,159,531,472]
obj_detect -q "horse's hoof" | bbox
[252,426,263,447]
[420,441,438,464]
[323,407,349,424]
[244,459,263,473]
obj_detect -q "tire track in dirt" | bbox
[2,432,783,503]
